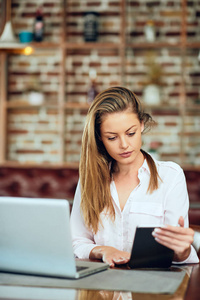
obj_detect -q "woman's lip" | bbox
[119,151,132,158]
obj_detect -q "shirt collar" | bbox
[139,154,158,175]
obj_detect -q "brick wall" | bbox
[7,108,61,163]
[65,48,121,103]
[65,108,87,163]
[1,0,200,165]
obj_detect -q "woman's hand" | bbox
[89,246,130,267]
[152,216,194,262]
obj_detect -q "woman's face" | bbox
[100,110,144,167]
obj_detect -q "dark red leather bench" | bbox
[185,170,200,226]
[0,167,199,225]
[0,167,79,211]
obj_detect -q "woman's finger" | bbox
[154,234,191,250]
[152,227,194,242]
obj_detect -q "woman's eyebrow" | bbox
[104,125,137,134]
[125,125,137,132]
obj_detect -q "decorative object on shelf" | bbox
[87,69,99,103]
[143,84,160,105]
[33,7,44,42]
[144,20,156,42]
[0,20,18,45]
[143,52,162,105]
[0,21,33,53]
[19,31,33,43]
[84,12,99,42]
[0,0,33,54]
[0,0,25,50]
[25,77,44,105]
[28,92,44,105]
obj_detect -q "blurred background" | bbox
[0,0,200,223]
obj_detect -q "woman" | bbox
[70,86,199,267]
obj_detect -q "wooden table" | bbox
[0,263,199,300]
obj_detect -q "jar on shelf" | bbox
[143,52,162,105]
[84,12,99,42]
[33,7,44,42]
[87,69,99,103]
[25,77,44,105]
[144,20,156,42]
[143,84,160,105]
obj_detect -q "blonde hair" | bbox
[80,86,159,233]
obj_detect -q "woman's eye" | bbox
[108,136,116,141]
[128,132,136,136]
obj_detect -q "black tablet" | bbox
[128,226,174,269]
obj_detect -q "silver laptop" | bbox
[0,196,109,279]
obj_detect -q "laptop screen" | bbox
[0,196,77,277]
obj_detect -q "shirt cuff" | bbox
[74,244,100,260]
[172,245,199,265]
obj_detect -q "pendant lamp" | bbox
[0,0,31,51]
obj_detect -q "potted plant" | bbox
[25,76,44,105]
[143,52,163,105]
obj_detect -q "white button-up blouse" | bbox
[70,158,199,264]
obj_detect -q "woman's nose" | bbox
[119,136,128,149]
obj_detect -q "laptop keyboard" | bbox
[76,266,88,272]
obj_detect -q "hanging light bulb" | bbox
[23,46,34,56]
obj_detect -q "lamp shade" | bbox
[0,21,25,49]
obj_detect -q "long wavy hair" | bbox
[80,86,159,233]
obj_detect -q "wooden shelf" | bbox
[64,42,121,50]
[6,101,90,110]
[0,40,187,52]
[186,42,200,49]
[144,104,180,110]
[64,41,183,51]
[6,101,182,112]
[185,104,200,111]
[0,42,60,55]
[0,160,79,169]
[64,102,90,110]
[30,42,60,49]
[180,132,200,137]
[126,41,182,49]
[6,101,58,109]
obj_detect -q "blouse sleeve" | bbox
[70,180,99,259]
[163,167,199,264]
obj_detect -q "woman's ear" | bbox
[141,121,144,133]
